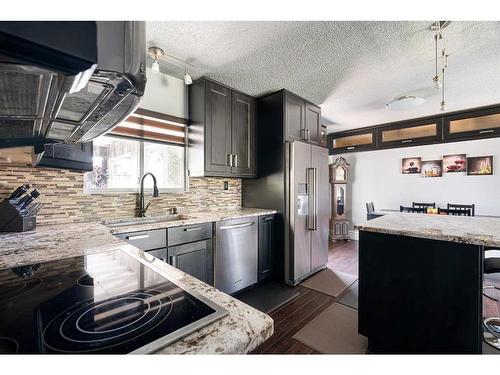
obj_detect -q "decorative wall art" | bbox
[401,157,421,174]
[421,160,443,177]
[443,154,466,173]
[467,156,493,175]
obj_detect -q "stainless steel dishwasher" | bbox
[215,217,258,294]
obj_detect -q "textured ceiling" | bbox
[146,21,500,133]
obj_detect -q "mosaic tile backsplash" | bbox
[0,164,242,226]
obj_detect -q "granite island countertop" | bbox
[355,212,500,247]
[0,207,276,354]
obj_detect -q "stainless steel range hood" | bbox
[0,21,146,153]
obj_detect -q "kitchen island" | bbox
[356,213,500,353]
[0,208,275,354]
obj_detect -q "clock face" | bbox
[335,166,346,181]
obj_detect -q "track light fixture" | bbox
[430,21,450,111]
[147,46,164,74]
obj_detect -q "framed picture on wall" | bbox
[443,154,467,173]
[402,157,421,174]
[467,156,493,175]
[421,160,443,177]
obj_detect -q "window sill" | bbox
[84,188,186,195]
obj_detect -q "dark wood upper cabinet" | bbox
[259,89,324,147]
[205,81,232,175]
[188,77,257,178]
[330,129,377,153]
[285,92,306,142]
[231,92,256,176]
[378,119,442,148]
[329,103,500,155]
[305,103,322,145]
[444,107,500,141]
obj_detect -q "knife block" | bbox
[0,199,36,232]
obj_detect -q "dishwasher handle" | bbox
[219,221,255,230]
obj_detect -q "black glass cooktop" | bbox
[0,250,226,354]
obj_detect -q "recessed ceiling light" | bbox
[386,96,425,111]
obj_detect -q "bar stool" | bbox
[483,250,500,350]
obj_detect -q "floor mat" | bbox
[235,280,300,313]
[301,266,357,297]
[293,302,367,354]
[337,280,358,309]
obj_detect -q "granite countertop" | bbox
[107,208,277,234]
[0,207,276,354]
[356,212,500,247]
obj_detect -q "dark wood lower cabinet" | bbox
[258,215,274,281]
[359,230,482,353]
[168,240,213,285]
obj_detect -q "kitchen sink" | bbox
[103,214,191,228]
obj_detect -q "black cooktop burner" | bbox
[0,337,19,354]
[0,250,226,354]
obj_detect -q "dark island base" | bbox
[359,230,483,354]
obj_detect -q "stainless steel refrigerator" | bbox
[242,140,329,285]
[284,141,329,284]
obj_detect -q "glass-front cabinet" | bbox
[378,119,442,148]
[329,129,376,154]
[444,107,500,140]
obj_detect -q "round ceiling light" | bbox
[386,96,425,111]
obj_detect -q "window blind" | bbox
[111,108,187,145]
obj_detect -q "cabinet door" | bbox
[285,92,306,142]
[205,81,232,174]
[329,130,376,154]
[231,92,256,177]
[146,248,168,263]
[378,120,442,148]
[444,108,500,141]
[305,103,321,145]
[37,142,93,171]
[258,215,274,281]
[168,240,213,285]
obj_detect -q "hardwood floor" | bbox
[251,239,357,354]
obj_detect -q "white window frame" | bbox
[84,134,188,195]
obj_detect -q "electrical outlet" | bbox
[223,181,229,190]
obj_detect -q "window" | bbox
[85,135,186,193]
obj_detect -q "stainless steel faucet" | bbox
[139,172,159,217]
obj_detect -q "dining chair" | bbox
[412,202,436,210]
[366,202,375,214]
[437,208,471,216]
[483,250,500,350]
[447,203,475,217]
[400,206,426,213]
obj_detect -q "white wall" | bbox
[331,137,500,227]
[140,67,188,118]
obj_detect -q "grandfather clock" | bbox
[330,156,350,241]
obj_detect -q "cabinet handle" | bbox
[126,234,149,240]
[184,226,202,232]
[306,129,310,141]
[219,222,255,230]
[262,216,273,222]
[300,128,307,140]
[232,154,238,168]
[347,146,356,150]
[479,129,494,134]
[226,153,233,167]
[170,255,177,267]
[401,139,413,144]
